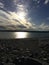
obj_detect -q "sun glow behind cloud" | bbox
[0,2,33,30]
[0,0,49,31]
[0,9,49,30]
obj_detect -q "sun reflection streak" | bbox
[14,32,28,38]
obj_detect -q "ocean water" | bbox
[0,32,49,39]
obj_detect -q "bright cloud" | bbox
[0,9,49,30]
[0,9,34,30]
[0,0,49,31]
[44,0,49,4]
[0,10,20,26]
[0,2,4,8]
[38,23,49,30]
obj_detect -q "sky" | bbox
[0,0,49,31]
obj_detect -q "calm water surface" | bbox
[0,32,49,39]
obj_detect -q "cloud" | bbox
[33,0,40,4]
[38,23,49,30]
[0,10,20,25]
[0,9,34,30]
[47,17,49,20]
[0,9,49,31]
[0,26,8,30]
[44,0,49,4]
[28,22,49,31]
[0,0,49,31]
[37,0,40,4]
[0,2,4,8]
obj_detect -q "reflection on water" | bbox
[14,32,28,38]
[0,32,49,39]
[0,32,29,39]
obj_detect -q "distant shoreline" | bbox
[0,30,49,32]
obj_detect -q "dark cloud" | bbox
[0,15,9,20]
[0,8,11,15]
[13,19,20,23]
[0,0,49,31]
[0,26,7,30]
[0,11,9,20]
[17,25,26,28]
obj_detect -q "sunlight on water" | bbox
[14,32,28,38]
[0,32,49,39]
